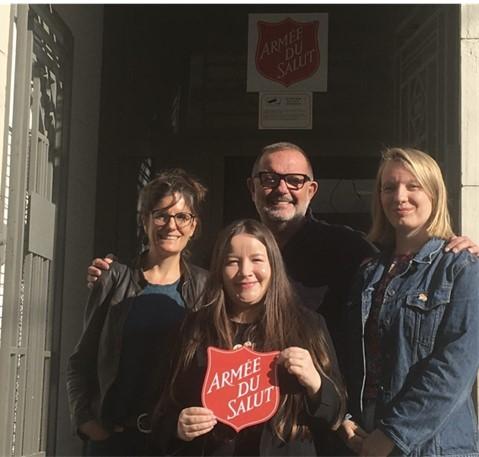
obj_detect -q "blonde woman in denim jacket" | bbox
[340,148,479,457]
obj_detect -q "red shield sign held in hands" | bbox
[202,346,280,432]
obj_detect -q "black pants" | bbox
[84,429,152,457]
[361,398,377,433]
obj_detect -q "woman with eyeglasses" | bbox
[67,169,208,456]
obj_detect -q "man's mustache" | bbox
[266,195,294,204]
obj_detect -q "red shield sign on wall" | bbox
[202,346,280,432]
[255,18,320,87]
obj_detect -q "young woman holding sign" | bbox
[153,219,346,456]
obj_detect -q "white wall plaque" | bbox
[259,92,312,130]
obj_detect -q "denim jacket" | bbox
[344,238,479,456]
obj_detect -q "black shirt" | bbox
[282,213,378,366]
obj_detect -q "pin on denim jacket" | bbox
[345,238,479,456]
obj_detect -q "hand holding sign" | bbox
[177,407,217,442]
[278,347,322,397]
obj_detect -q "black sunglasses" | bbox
[255,172,312,190]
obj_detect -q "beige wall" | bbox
[461,4,479,411]
[0,5,11,194]
[461,5,479,244]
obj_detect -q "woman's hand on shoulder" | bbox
[79,419,110,441]
[177,407,217,442]
[445,235,479,256]
[278,347,322,398]
[86,256,114,289]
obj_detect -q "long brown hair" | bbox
[161,219,345,441]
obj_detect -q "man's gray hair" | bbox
[251,142,314,178]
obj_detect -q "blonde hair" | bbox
[368,147,453,247]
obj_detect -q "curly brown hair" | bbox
[138,168,207,238]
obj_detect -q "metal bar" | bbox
[29,78,40,194]
[0,8,14,402]
[40,258,50,452]
[36,133,51,199]
[13,353,27,457]
[0,5,32,455]
[40,355,50,452]
[31,21,65,65]
[21,253,36,454]
[30,5,69,53]
[47,142,53,201]
[39,139,45,197]
[42,140,48,198]
[32,41,62,80]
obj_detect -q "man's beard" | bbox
[261,205,295,222]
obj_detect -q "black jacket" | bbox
[66,259,208,434]
[282,213,377,362]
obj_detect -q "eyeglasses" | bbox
[150,210,195,227]
[254,172,312,190]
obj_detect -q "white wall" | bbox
[53,5,104,456]
[461,3,479,413]
[0,5,11,194]
[461,5,479,244]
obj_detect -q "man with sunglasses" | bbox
[246,143,376,456]
[248,144,320,247]
[248,142,374,355]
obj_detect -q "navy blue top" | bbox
[108,280,186,424]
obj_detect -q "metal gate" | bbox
[0,5,72,456]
